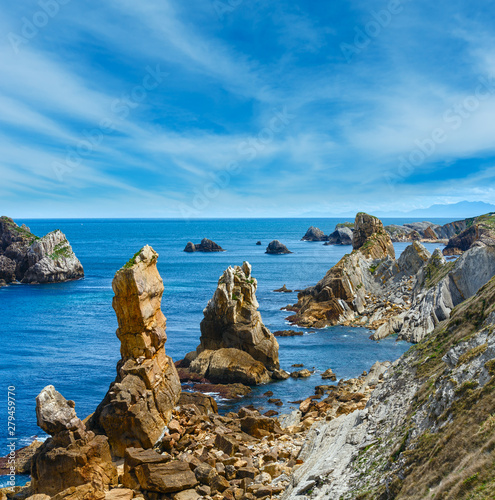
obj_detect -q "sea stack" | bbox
[266,240,292,254]
[301,226,328,241]
[90,246,181,457]
[0,216,84,284]
[186,262,281,384]
[184,238,225,252]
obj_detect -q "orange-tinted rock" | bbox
[90,246,181,457]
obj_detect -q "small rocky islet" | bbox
[0,216,84,286]
[3,211,495,499]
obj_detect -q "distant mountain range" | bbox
[299,201,495,220]
[376,201,495,219]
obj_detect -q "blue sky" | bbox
[2,0,495,218]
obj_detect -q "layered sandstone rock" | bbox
[90,246,181,457]
[287,213,395,328]
[0,216,83,284]
[31,386,117,498]
[185,262,279,384]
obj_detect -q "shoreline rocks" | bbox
[184,238,224,252]
[266,240,292,254]
[31,385,117,498]
[89,246,181,457]
[0,216,84,284]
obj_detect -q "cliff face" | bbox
[90,246,181,457]
[443,213,495,255]
[283,275,495,500]
[0,216,84,284]
[287,213,396,328]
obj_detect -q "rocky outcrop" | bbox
[287,213,396,328]
[443,213,495,255]
[385,219,468,242]
[325,226,353,245]
[184,238,224,252]
[89,246,181,457]
[266,240,292,254]
[301,227,328,241]
[0,216,83,284]
[31,386,117,498]
[283,275,495,499]
[183,262,279,385]
[396,245,495,342]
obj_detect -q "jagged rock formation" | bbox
[31,386,117,498]
[90,246,181,457]
[287,213,396,328]
[266,240,292,254]
[0,216,84,284]
[283,275,495,499]
[385,219,468,242]
[184,262,279,385]
[301,226,328,241]
[325,226,353,245]
[443,212,495,255]
[184,238,224,252]
[289,211,495,342]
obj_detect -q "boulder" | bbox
[240,415,282,438]
[31,387,117,498]
[134,461,197,493]
[35,385,82,436]
[301,227,328,242]
[189,349,271,385]
[273,284,292,292]
[89,246,181,457]
[0,217,84,284]
[290,369,312,378]
[273,330,304,337]
[256,241,262,245]
[184,238,224,252]
[265,240,292,254]
[321,368,337,381]
[192,261,279,379]
[178,392,218,414]
[123,447,171,490]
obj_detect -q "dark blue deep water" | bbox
[0,218,452,485]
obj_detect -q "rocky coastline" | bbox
[3,213,495,500]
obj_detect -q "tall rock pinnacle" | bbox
[90,245,181,457]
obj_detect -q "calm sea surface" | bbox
[0,217,453,485]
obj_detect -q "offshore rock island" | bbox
[0,216,84,285]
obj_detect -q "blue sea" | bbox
[0,218,453,486]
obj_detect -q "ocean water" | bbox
[0,217,453,484]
